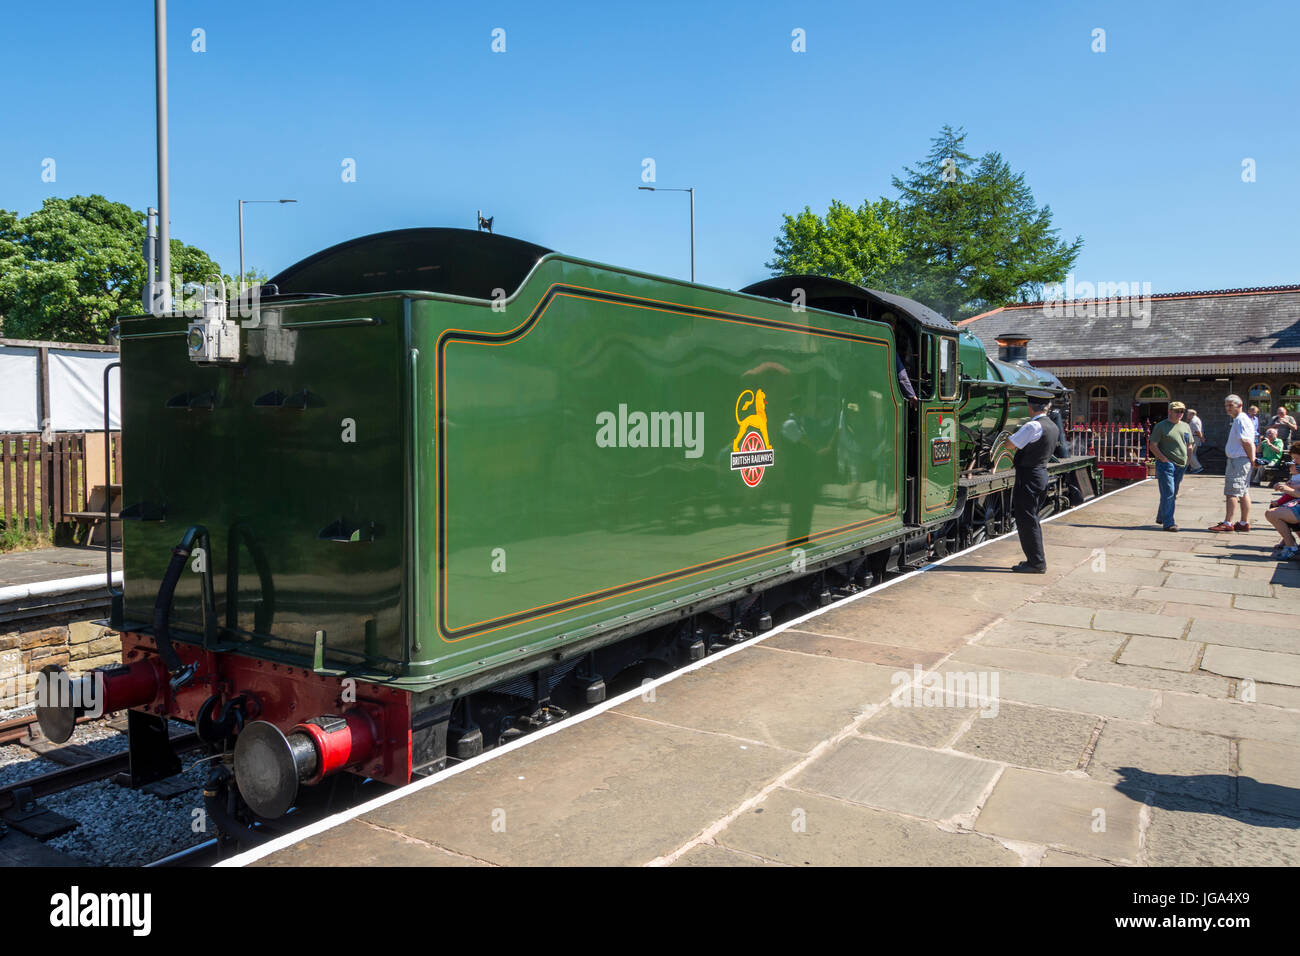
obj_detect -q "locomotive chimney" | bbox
[995,335,1030,365]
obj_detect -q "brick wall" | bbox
[1057,375,1300,461]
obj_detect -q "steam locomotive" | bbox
[37,228,1097,837]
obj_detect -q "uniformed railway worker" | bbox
[1000,390,1060,573]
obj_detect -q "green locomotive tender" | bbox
[39,228,1097,824]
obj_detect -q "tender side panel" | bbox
[412,261,905,681]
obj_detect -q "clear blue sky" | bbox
[2,0,1297,297]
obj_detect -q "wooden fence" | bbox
[0,432,122,534]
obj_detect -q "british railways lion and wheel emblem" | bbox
[730,388,776,487]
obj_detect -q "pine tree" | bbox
[888,125,1081,320]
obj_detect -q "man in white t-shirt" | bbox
[1209,394,1257,532]
[1186,408,1205,474]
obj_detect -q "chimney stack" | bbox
[995,335,1030,365]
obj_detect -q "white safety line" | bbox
[217,476,1148,867]
[0,570,122,604]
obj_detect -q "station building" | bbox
[958,283,1300,468]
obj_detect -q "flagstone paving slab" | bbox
[254,820,487,867]
[1251,681,1300,710]
[950,703,1097,772]
[791,737,1000,821]
[1036,586,1165,614]
[671,844,783,867]
[1009,603,1096,629]
[1136,587,1234,607]
[765,630,945,670]
[949,644,1084,678]
[1161,561,1238,578]
[1185,618,1300,655]
[1116,635,1202,671]
[1087,719,1233,805]
[611,647,896,754]
[951,666,1156,720]
[974,768,1144,862]
[1200,644,1300,686]
[1236,739,1300,818]
[1173,574,1273,597]
[1064,566,1169,589]
[1093,609,1189,638]
[1175,602,1300,629]
[979,621,1127,660]
[1157,692,1300,744]
[1075,661,1230,698]
[717,787,1019,867]
[859,700,976,748]
[792,603,998,653]
[1143,795,1300,866]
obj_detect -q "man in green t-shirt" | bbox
[1148,402,1193,530]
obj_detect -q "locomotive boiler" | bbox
[36,228,1097,836]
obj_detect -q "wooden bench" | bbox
[67,483,121,546]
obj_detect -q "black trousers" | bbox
[1012,465,1049,567]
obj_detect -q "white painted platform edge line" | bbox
[218,476,1146,868]
[0,570,122,603]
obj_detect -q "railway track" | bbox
[0,729,202,814]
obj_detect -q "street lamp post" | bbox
[637,186,695,282]
[238,199,297,291]
[154,0,170,314]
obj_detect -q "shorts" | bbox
[1224,456,1251,497]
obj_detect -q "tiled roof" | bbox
[959,285,1300,362]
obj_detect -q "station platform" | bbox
[232,476,1300,867]
[0,546,119,589]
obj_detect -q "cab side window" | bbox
[918,336,936,400]
[939,337,958,399]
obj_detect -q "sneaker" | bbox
[1234,522,1251,532]
[1164,525,1179,532]
[1208,522,1234,532]
[1280,546,1299,560]
[1012,562,1047,574]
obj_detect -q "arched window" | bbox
[1277,384,1300,410]
[1247,383,1271,412]
[1135,384,1170,428]
[1088,385,1109,422]
[1136,384,1169,401]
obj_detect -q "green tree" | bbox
[766,198,904,286]
[888,125,1081,320]
[0,194,225,343]
[766,126,1082,322]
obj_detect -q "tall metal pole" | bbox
[154,0,171,314]
[238,201,245,292]
[688,188,695,283]
[142,207,157,313]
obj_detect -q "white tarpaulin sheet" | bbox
[0,346,40,431]
[49,350,120,430]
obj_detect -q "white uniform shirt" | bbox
[1226,411,1256,459]
[1009,413,1048,449]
